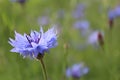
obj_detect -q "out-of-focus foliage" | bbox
[0,0,120,80]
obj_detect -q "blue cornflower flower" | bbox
[10,0,26,4]
[66,63,89,79]
[73,20,90,37]
[9,27,58,59]
[73,20,89,30]
[10,0,26,7]
[38,16,50,26]
[18,0,26,3]
[87,30,104,48]
[72,3,86,19]
[108,5,120,28]
[114,5,120,17]
[108,10,116,20]
[108,9,116,28]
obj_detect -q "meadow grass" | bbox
[0,0,120,80]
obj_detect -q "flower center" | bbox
[26,32,42,47]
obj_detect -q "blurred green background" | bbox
[0,0,120,80]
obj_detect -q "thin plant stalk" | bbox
[63,43,69,80]
[64,43,69,68]
[39,58,48,80]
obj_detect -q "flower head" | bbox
[114,5,120,16]
[66,63,89,79]
[10,0,26,5]
[87,31,104,48]
[108,5,120,28]
[38,16,50,26]
[18,0,26,4]
[108,9,116,20]
[72,3,85,19]
[73,20,90,36]
[108,9,116,28]
[9,27,58,59]
[74,20,89,30]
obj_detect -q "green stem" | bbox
[40,58,48,80]
[63,43,69,80]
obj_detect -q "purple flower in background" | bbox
[108,5,120,28]
[108,9,116,28]
[72,3,85,19]
[108,10,116,20]
[18,0,26,4]
[38,16,50,26]
[66,63,89,79]
[87,31,104,48]
[73,20,90,36]
[10,0,26,5]
[114,5,120,16]
[74,20,89,30]
[9,27,58,59]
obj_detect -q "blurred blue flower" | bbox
[18,0,26,3]
[72,3,85,19]
[73,20,90,36]
[108,5,120,20]
[38,16,50,26]
[66,63,89,79]
[87,31,104,48]
[10,0,26,4]
[9,27,58,59]
[114,5,120,17]
[108,9,115,28]
[74,20,89,30]
[108,5,120,28]
[108,10,116,20]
